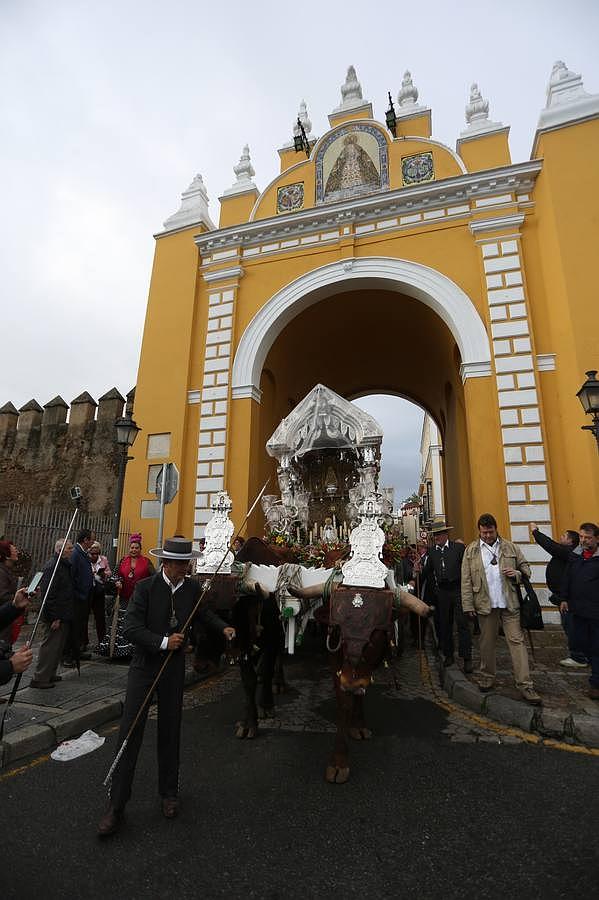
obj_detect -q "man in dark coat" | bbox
[29,539,75,688]
[530,522,585,667]
[66,528,94,664]
[560,522,599,701]
[98,536,235,837]
[0,589,32,685]
[418,525,471,671]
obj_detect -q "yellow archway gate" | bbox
[123,64,599,609]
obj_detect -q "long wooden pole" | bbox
[103,478,270,786]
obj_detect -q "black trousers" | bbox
[110,651,185,810]
[437,587,472,659]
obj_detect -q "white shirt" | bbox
[480,538,506,609]
[159,570,185,649]
[162,570,185,595]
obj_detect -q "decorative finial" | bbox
[398,70,419,108]
[162,172,214,232]
[340,65,363,106]
[233,144,255,182]
[459,82,504,138]
[465,83,490,126]
[297,99,312,137]
[329,64,372,122]
[223,144,257,196]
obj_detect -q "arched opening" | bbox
[249,286,473,534]
[351,394,426,508]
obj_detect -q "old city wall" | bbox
[0,388,133,518]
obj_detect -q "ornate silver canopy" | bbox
[266,384,382,463]
[264,384,387,540]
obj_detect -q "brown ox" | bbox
[288,572,431,784]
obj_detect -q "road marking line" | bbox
[421,652,599,756]
[0,754,49,781]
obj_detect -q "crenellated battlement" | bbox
[0,387,136,516]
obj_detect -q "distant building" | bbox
[419,414,444,527]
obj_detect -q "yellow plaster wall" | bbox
[395,110,431,140]
[523,119,599,523]
[122,226,205,545]
[457,129,511,172]
[219,189,259,228]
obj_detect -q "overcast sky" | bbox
[2,0,597,499]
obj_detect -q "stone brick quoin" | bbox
[0,390,129,516]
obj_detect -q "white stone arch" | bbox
[231,257,491,401]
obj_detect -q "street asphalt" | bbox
[2,647,598,899]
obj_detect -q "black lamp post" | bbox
[577,370,599,452]
[109,413,140,567]
[385,92,397,138]
[293,117,311,157]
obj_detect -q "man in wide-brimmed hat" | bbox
[98,537,235,837]
[415,523,472,672]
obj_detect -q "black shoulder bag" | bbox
[516,574,544,631]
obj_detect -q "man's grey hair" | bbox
[54,538,71,554]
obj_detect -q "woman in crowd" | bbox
[97,533,155,659]
[88,541,111,648]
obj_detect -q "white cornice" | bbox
[231,384,263,403]
[460,361,493,382]
[537,353,556,372]
[202,265,244,284]
[469,213,525,236]
[196,160,542,256]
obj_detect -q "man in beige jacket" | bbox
[461,512,541,705]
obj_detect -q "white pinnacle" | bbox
[293,99,313,139]
[537,59,599,132]
[223,144,257,196]
[465,83,490,125]
[460,82,503,137]
[398,70,419,108]
[162,172,214,232]
[340,65,363,106]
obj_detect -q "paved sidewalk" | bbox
[0,648,206,769]
[434,624,599,747]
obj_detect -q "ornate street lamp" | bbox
[385,92,397,138]
[293,117,311,157]
[577,370,599,452]
[109,413,140,567]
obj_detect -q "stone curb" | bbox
[0,665,207,770]
[437,659,599,749]
[47,698,124,744]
